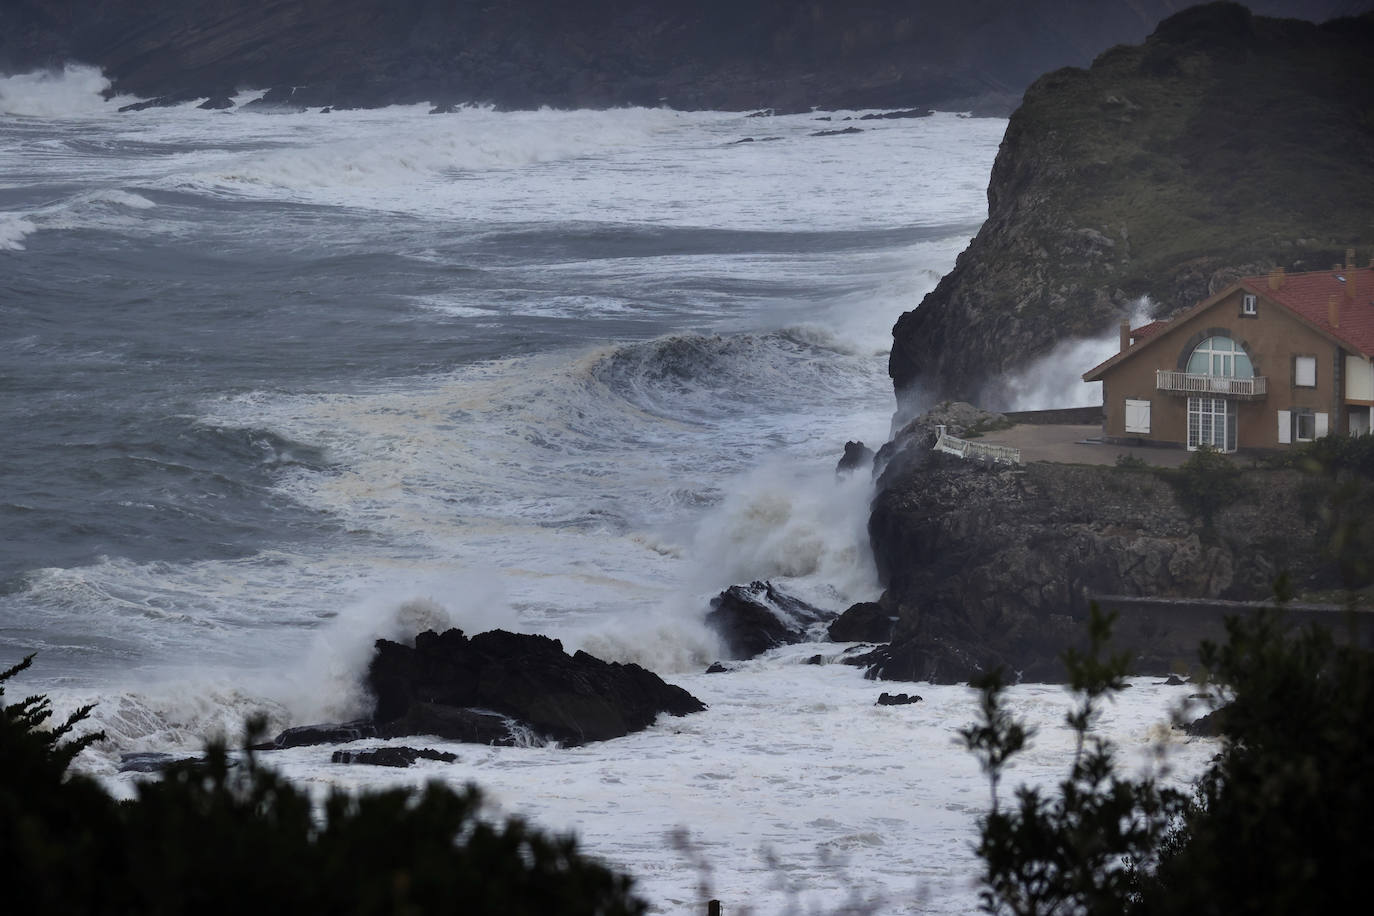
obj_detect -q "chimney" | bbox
[1346,248,1356,270]
[1268,267,1285,289]
[1329,294,1340,328]
[1119,320,1131,352]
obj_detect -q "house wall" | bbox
[1099,288,1345,449]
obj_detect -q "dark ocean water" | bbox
[0,77,1006,694]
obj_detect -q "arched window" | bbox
[1187,336,1253,378]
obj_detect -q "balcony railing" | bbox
[1156,370,1267,398]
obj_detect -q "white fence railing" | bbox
[1156,370,1267,398]
[932,425,1021,465]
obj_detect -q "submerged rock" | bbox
[876,692,922,706]
[331,746,458,767]
[858,108,933,120]
[377,703,519,746]
[119,752,199,773]
[705,580,836,660]
[368,628,705,746]
[254,721,379,750]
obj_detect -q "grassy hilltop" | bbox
[891,2,1374,410]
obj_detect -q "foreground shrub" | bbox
[963,599,1374,915]
[0,656,645,916]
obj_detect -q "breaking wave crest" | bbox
[590,329,883,423]
[0,64,138,117]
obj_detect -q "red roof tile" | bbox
[1239,267,1374,357]
[1129,320,1168,342]
[1084,266,1374,382]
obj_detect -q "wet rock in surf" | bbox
[368,628,706,746]
[332,746,457,767]
[858,108,933,120]
[875,692,922,706]
[119,752,208,773]
[828,601,894,643]
[835,440,875,476]
[255,721,380,750]
[377,703,518,746]
[705,580,837,660]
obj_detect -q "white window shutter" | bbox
[1296,356,1317,387]
[1124,399,1151,434]
[1316,412,1329,437]
[1278,410,1291,444]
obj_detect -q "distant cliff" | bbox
[889,3,1374,412]
[1,1,1367,114]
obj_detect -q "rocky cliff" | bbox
[860,405,1336,682]
[1,1,1365,114]
[889,3,1374,412]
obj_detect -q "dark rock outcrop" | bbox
[828,601,894,643]
[1183,707,1226,737]
[376,703,518,746]
[875,692,922,705]
[874,401,1006,479]
[889,3,1374,410]
[836,440,875,476]
[705,580,836,660]
[858,109,932,120]
[861,407,1331,683]
[119,752,199,773]
[368,628,705,746]
[332,746,458,767]
[256,721,380,750]
[4,2,1354,115]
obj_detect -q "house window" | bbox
[1283,408,1330,443]
[1187,397,1236,451]
[1294,355,1317,388]
[1187,336,1253,378]
[1295,410,1316,442]
[1242,293,1257,315]
[1124,399,1151,434]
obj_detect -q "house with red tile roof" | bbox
[1083,256,1374,451]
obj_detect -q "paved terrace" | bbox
[973,423,1192,467]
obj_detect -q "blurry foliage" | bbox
[0,655,646,916]
[1268,435,1374,587]
[961,607,1188,915]
[1113,453,1149,469]
[1157,444,1244,533]
[963,596,1374,915]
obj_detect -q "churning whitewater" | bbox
[0,66,1212,913]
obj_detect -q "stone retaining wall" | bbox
[1093,594,1374,672]
[1003,406,1104,425]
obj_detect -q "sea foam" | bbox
[0,64,138,117]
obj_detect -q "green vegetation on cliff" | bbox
[891,2,1374,409]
